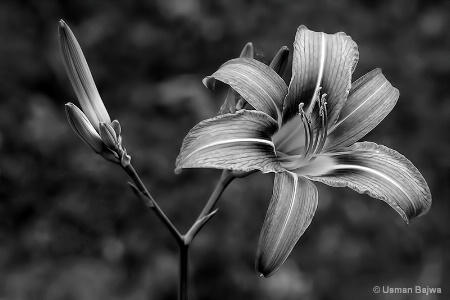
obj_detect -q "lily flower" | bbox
[175,26,432,277]
[59,20,130,166]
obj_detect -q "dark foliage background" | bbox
[0,0,449,299]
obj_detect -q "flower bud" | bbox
[65,103,105,153]
[59,20,111,130]
[99,122,119,151]
[111,120,121,138]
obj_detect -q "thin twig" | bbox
[123,163,183,244]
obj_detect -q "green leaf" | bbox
[309,142,432,222]
[283,25,359,127]
[324,69,399,151]
[256,171,318,277]
[175,110,283,174]
[203,58,287,122]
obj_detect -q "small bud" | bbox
[99,122,119,151]
[269,46,289,77]
[59,20,111,130]
[65,103,105,153]
[111,120,121,139]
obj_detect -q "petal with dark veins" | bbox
[203,58,287,122]
[175,110,283,174]
[283,25,359,128]
[324,69,399,151]
[307,142,431,223]
[256,171,318,277]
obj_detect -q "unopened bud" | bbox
[111,120,121,138]
[59,20,111,130]
[99,122,119,151]
[65,103,105,153]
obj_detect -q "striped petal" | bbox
[59,20,111,130]
[219,42,254,114]
[324,69,399,151]
[283,25,359,126]
[256,171,318,277]
[203,58,287,122]
[269,46,290,78]
[306,142,431,223]
[175,110,283,174]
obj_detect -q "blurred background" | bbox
[0,0,449,299]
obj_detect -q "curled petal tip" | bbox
[202,76,216,90]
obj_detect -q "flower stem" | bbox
[178,243,189,300]
[123,163,183,243]
[197,170,236,221]
[124,165,238,300]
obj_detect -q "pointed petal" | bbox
[324,69,399,151]
[203,58,287,121]
[58,20,110,129]
[269,46,290,77]
[175,110,283,174]
[283,25,359,126]
[256,171,318,277]
[307,142,432,222]
[239,42,254,59]
[65,103,105,153]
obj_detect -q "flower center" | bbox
[273,89,328,170]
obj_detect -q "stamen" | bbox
[314,93,328,154]
[299,103,313,158]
